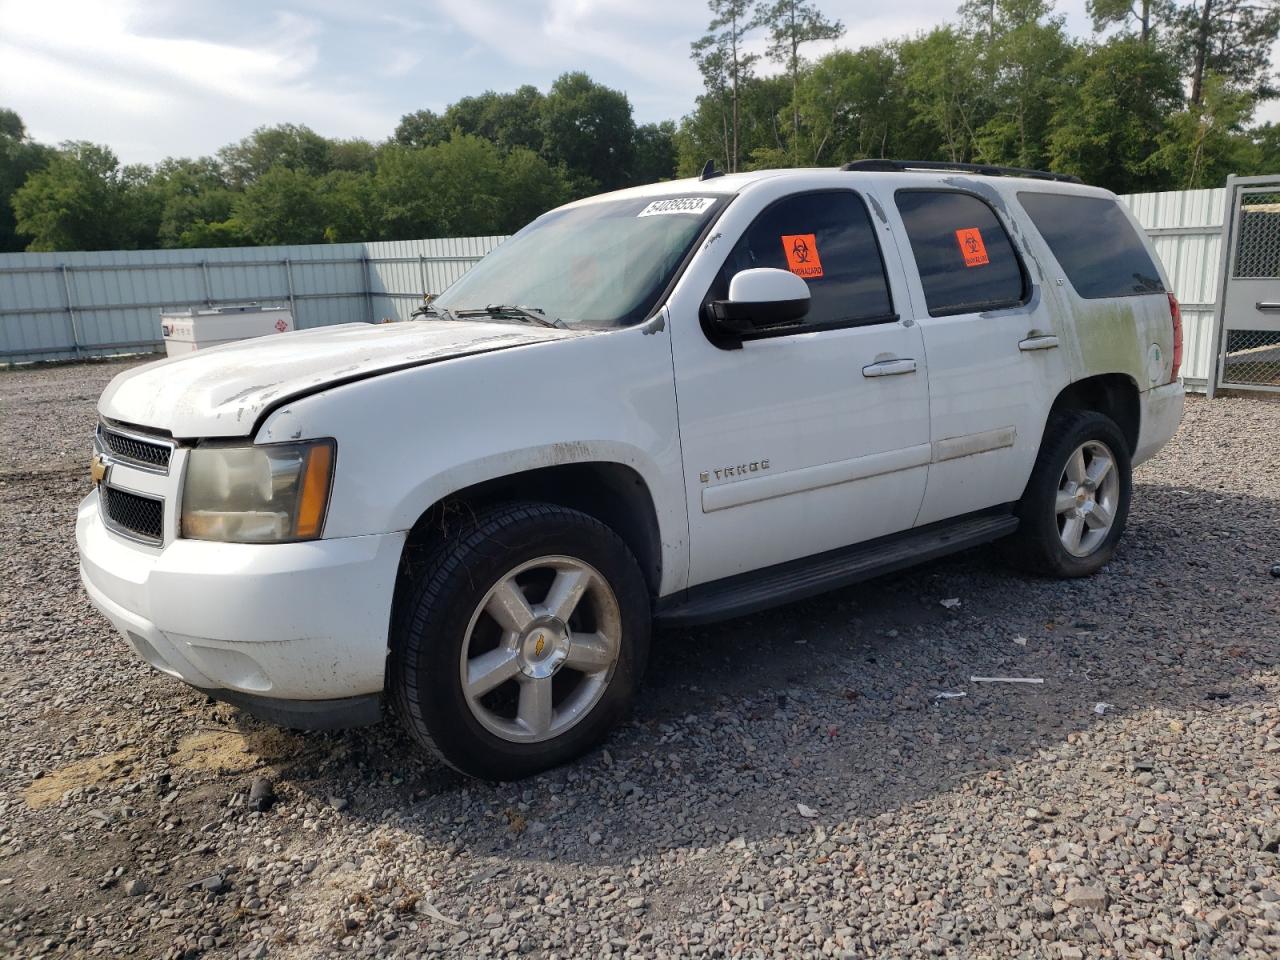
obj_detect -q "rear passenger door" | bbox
[890,189,1071,526]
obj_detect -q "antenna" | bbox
[700,160,724,181]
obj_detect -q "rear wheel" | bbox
[1008,410,1132,578]
[391,502,650,780]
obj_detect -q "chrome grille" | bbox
[101,486,164,544]
[97,425,173,473]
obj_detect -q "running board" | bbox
[655,511,1019,628]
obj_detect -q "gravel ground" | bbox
[1,358,1278,960]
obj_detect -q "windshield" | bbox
[431,194,728,329]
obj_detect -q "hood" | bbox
[99,320,584,438]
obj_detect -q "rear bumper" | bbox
[1134,380,1185,467]
[77,490,404,712]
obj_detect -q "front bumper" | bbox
[77,490,405,723]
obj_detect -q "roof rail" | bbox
[839,158,1081,184]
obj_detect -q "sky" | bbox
[1,0,1276,165]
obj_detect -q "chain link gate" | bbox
[1209,175,1280,396]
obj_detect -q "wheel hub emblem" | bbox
[533,634,546,657]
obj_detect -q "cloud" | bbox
[0,0,395,161]
[2,0,1277,165]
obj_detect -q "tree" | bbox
[498,147,572,230]
[1174,0,1280,104]
[692,1,760,172]
[231,165,328,245]
[541,72,636,192]
[218,124,334,188]
[1148,73,1259,187]
[375,134,570,239]
[896,28,987,163]
[797,46,904,164]
[970,0,1074,170]
[1250,121,1280,170]
[319,170,380,243]
[0,109,53,252]
[1047,36,1185,192]
[445,86,547,154]
[12,142,146,251]
[1086,0,1175,42]
[145,157,235,247]
[394,109,452,148]
[631,122,678,183]
[756,0,844,163]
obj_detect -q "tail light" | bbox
[1167,293,1183,382]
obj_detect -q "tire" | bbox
[390,501,650,780]
[1007,410,1132,578]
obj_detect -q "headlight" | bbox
[181,440,335,543]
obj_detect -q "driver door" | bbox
[669,188,932,588]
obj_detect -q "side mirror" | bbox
[707,267,810,336]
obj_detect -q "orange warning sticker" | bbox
[955,227,989,267]
[781,234,824,279]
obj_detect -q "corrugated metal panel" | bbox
[0,236,506,361]
[0,192,1231,376]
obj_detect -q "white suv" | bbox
[77,161,1185,779]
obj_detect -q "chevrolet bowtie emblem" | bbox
[90,454,107,486]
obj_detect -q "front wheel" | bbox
[1007,410,1132,578]
[390,502,650,780]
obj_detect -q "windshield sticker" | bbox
[782,234,824,279]
[637,197,717,217]
[955,227,990,267]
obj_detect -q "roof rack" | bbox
[839,158,1081,184]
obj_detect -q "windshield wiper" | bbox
[411,302,456,321]
[452,304,565,328]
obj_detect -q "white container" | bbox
[161,305,293,356]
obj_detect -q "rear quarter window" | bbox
[1017,192,1165,298]
[895,191,1026,317]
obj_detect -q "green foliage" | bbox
[896,28,987,163]
[217,124,334,188]
[632,122,679,184]
[756,0,845,163]
[796,46,902,164]
[0,108,53,252]
[1148,73,1260,188]
[374,134,571,239]
[12,142,154,251]
[1172,0,1280,103]
[541,72,636,192]
[5,1,1280,255]
[1047,37,1185,193]
[232,165,329,245]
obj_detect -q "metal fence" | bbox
[0,236,507,362]
[1118,188,1224,392]
[0,189,1254,380]
[1208,175,1280,396]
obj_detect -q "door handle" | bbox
[1257,302,1280,311]
[862,357,918,377]
[1019,334,1060,352]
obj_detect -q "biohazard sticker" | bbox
[955,227,989,267]
[637,197,716,217]
[781,234,824,279]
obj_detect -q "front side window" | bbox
[710,190,895,332]
[432,194,727,329]
[1018,192,1165,298]
[895,191,1026,317]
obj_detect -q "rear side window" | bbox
[1018,192,1165,298]
[895,191,1026,316]
[712,190,895,331]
